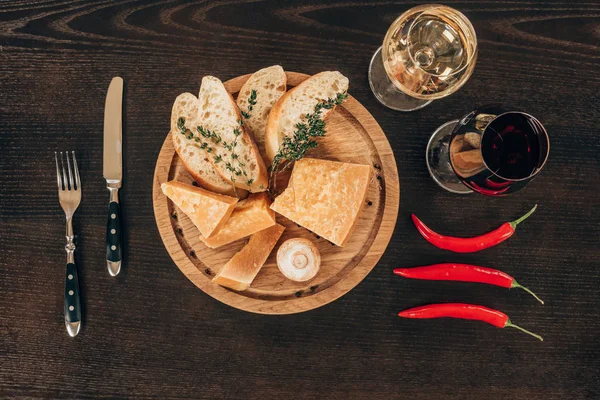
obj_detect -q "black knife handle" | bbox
[64,262,81,336]
[106,187,122,276]
[106,201,122,261]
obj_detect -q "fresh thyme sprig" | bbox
[176,90,259,195]
[268,92,348,194]
[176,117,218,156]
[240,89,257,119]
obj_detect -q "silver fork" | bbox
[55,151,82,337]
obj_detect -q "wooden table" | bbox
[2,1,599,399]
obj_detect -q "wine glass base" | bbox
[368,46,432,112]
[426,120,473,194]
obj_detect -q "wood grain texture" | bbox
[153,71,399,314]
[1,1,599,399]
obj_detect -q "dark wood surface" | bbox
[1,1,599,399]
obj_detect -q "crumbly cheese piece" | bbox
[212,223,285,291]
[270,158,371,246]
[161,181,238,238]
[199,192,276,248]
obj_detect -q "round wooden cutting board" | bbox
[153,72,399,314]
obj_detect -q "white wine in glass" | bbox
[369,4,477,111]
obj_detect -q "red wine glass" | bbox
[426,105,550,195]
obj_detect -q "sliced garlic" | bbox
[276,238,321,282]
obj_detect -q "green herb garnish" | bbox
[269,92,348,194]
[240,89,257,119]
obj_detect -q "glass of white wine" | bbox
[368,4,477,111]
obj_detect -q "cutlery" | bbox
[55,151,82,337]
[103,76,123,276]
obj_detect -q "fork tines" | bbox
[55,151,81,191]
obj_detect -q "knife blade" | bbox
[103,76,123,277]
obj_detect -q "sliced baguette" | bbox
[236,65,287,162]
[171,92,246,197]
[197,76,269,192]
[264,71,349,162]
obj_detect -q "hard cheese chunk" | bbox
[161,181,238,238]
[212,223,285,291]
[200,192,276,248]
[270,158,371,247]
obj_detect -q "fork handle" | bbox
[106,187,122,276]
[64,262,81,337]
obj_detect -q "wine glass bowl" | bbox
[369,4,477,111]
[428,105,550,196]
[383,5,477,99]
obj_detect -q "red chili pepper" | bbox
[394,263,544,304]
[411,204,537,253]
[398,303,543,341]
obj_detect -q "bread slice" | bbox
[212,223,285,291]
[199,192,276,249]
[264,71,349,162]
[236,66,286,162]
[171,92,246,197]
[197,76,269,192]
[161,181,238,237]
[270,158,371,247]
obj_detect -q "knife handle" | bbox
[64,262,81,337]
[106,187,122,276]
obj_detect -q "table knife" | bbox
[103,77,123,276]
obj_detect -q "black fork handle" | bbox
[64,262,81,337]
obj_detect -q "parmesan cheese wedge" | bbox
[199,192,276,249]
[212,223,285,291]
[161,181,238,238]
[270,158,371,247]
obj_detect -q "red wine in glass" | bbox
[482,113,542,178]
[426,105,549,195]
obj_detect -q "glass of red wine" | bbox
[426,105,550,195]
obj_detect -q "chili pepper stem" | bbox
[505,319,543,341]
[509,204,538,229]
[511,280,544,304]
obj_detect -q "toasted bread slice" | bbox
[161,181,238,237]
[197,76,269,192]
[171,92,245,197]
[265,71,349,162]
[236,66,287,162]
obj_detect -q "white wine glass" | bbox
[368,4,478,111]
